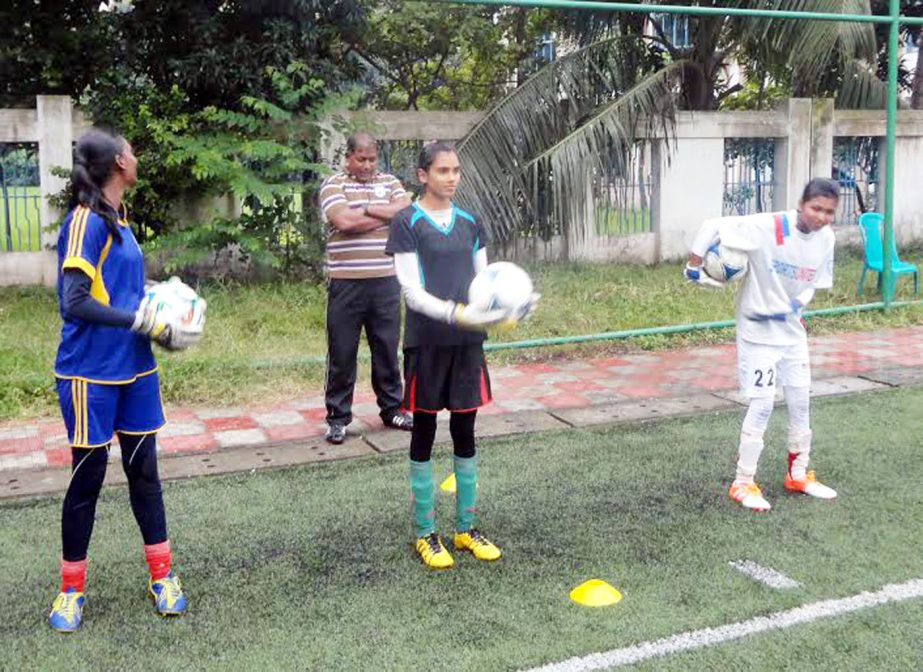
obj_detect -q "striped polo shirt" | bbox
[320,171,407,280]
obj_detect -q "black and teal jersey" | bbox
[386,202,488,348]
[54,206,156,382]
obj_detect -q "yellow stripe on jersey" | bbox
[74,207,90,258]
[62,207,99,279]
[67,207,89,259]
[53,366,159,386]
[89,234,113,305]
[65,207,79,258]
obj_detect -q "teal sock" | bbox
[409,460,435,538]
[454,455,477,533]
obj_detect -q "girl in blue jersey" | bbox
[48,129,190,632]
[386,142,534,569]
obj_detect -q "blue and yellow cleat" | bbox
[149,572,187,616]
[49,588,85,633]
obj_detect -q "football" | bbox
[143,277,207,347]
[702,242,749,284]
[468,262,534,316]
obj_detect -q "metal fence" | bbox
[832,136,879,226]
[594,141,653,235]
[0,146,42,252]
[723,138,775,216]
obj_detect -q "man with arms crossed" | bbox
[320,132,413,444]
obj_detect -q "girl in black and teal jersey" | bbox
[48,129,192,632]
[385,142,536,569]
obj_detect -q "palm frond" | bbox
[455,36,674,242]
[738,0,876,87]
[837,58,892,109]
[526,61,684,248]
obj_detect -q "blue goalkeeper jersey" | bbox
[54,206,157,383]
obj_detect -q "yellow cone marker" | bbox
[569,579,623,607]
[440,473,456,493]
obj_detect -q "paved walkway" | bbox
[3,325,923,497]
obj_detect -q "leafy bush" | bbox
[81,62,345,279]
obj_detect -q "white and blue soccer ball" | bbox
[703,242,749,284]
[468,262,534,315]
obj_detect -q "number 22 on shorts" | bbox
[753,367,775,387]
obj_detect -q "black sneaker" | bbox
[384,411,413,431]
[325,423,346,444]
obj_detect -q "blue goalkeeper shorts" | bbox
[56,372,166,448]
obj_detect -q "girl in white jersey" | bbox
[684,178,840,511]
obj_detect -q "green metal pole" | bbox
[483,302,893,351]
[428,0,889,23]
[882,0,900,307]
[245,301,923,369]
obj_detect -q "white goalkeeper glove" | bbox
[131,296,206,351]
[513,293,540,321]
[683,262,724,289]
[131,296,176,347]
[494,293,541,332]
[446,302,512,331]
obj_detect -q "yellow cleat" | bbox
[416,533,454,569]
[453,529,502,561]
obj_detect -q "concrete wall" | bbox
[7,98,923,283]
[891,137,923,244]
[0,96,84,286]
[655,137,726,261]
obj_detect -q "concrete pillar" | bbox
[654,135,725,261]
[811,98,835,180]
[37,95,74,286]
[773,98,812,210]
[890,136,923,245]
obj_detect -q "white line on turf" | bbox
[525,577,923,672]
[729,559,802,589]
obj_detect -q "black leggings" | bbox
[61,432,167,562]
[409,410,476,462]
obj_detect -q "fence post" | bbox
[773,98,812,210]
[37,95,73,285]
[811,98,835,179]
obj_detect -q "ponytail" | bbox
[69,128,124,240]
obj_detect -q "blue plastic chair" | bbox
[857,212,918,296]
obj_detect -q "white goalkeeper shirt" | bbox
[691,210,835,346]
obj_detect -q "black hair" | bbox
[69,128,126,239]
[346,132,376,156]
[801,177,839,203]
[417,141,457,172]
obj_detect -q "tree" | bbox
[0,0,113,107]
[868,0,923,108]
[104,0,365,112]
[451,0,890,247]
[351,2,558,110]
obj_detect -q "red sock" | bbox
[61,558,87,593]
[144,540,172,580]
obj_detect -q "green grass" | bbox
[2,387,922,670]
[3,251,923,421]
[0,185,43,252]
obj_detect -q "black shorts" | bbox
[402,345,492,413]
